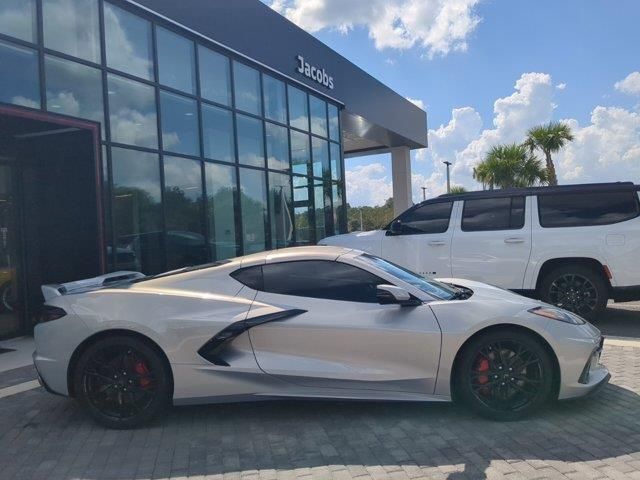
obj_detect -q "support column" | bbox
[390,146,412,216]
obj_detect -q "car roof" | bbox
[239,245,355,266]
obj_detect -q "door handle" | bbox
[504,237,525,244]
[428,240,446,246]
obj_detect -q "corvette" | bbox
[33,246,609,428]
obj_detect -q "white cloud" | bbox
[345,163,393,206]
[269,0,481,58]
[615,72,640,96]
[556,82,567,90]
[406,97,425,110]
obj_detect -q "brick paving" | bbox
[1,319,640,479]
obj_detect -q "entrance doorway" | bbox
[0,108,104,338]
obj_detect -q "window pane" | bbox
[291,131,310,176]
[45,56,104,125]
[111,147,163,274]
[399,202,453,235]
[263,75,286,123]
[309,95,327,137]
[0,0,37,43]
[332,183,345,234]
[233,62,261,115]
[104,3,154,80]
[314,179,327,241]
[202,104,234,162]
[330,142,341,181]
[108,74,158,148]
[239,168,267,254]
[293,175,312,245]
[288,86,308,131]
[269,173,293,248]
[236,114,264,167]
[164,156,206,269]
[328,104,340,142]
[0,41,40,108]
[265,123,290,171]
[160,91,199,156]
[262,261,383,303]
[462,197,525,232]
[539,192,640,228]
[43,0,100,63]
[199,46,231,106]
[205,163,238,260]
[156,27,196,94]
[312,137,329,178]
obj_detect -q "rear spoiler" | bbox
[41,271,145,301]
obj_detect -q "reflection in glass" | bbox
[266,123,290,171]
[0,41,40,108]
[310,95,328,137]
[43,0,101,63]
[45,56,104,125]
[164,156,206,269]
[111,147,163,274]
[263,75,286,124]
[233,62,261,115]
[104,2,154,80]
[108,74,157,148]
[236,114,264,167]
[239,168,267,254]
[330,142,342,180]
[269,173,293,248]
[156,27,196,94]
[0,0,37,43]
[290,131,310,176]
[288,86,308,131]
[160,91,199,156]
[314,180,327,241]
[202,104,234,162]
[332,183,345,234]
[205,163,237,260]
[293,176,312,245]
[312,137,329,178]
[328,104,340,142]
[199,46,231,106]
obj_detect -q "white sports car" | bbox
[33,246,609,428]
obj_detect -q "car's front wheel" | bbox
[73,335,171,429]
[454,329,555,421]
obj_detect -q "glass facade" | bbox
[0,0,345,275]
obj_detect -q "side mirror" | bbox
[387,220,403,236]
[376,284,421,307]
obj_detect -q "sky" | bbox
[264,0,640,206]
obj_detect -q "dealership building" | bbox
[0,0,427,337]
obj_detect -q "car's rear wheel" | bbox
[455,329,555,421]
[73,335,171,429]
[539,264,608,321]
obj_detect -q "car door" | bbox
[380,200,455,278]
[451,195,532,289]
[245,260,442,394]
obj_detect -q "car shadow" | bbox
[592,305,640,339]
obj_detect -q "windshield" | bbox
[360,253,459,300]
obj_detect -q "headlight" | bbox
[528,306,585,325]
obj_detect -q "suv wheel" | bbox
[539,264,608,321]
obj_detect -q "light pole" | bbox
[443,161,452,193]
[359,207,364,231]
[421,187,427,201]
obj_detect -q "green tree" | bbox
[449,185,468,194]
[524,121,574,186]
[473,143,548,189]
[346,197,395,232]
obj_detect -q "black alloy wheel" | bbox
[74,336,170,429]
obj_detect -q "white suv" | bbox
[320,182,640,320]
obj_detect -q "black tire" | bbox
[73,335,171,429]
[454,329,555,421]
[538,264,608,321]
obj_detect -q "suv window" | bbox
[398,201,453,235]
[538,191,640,228]
[462,196,525,232]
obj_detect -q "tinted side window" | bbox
[230,266,263,290]
[262,261,385,303]
[399,202,453,235]
[462,197,525,232]
[538,192,640,228]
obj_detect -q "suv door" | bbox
[380,200,454,278]
[244,260,442,394]
[451,195,532,289]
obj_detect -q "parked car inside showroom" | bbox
[321,182,640,320]
[34,246,608,428]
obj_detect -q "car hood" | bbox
[319,230,385,255]
[437,277,544,310]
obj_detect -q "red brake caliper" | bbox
[134,361,151,389]
[476,357,490,393]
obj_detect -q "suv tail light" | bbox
[39,305,67,324]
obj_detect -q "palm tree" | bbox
[449,185,468,194]
[473,143,548,189]
[524,121,574,186]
